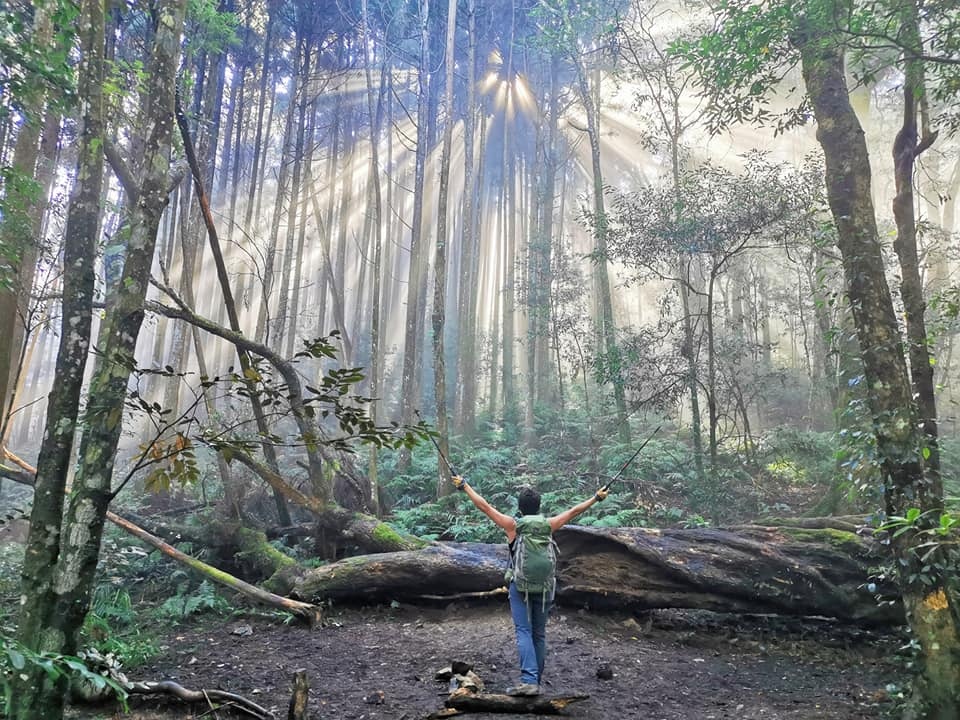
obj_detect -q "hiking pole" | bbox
[600,425,662,493]
[413,409,458,477]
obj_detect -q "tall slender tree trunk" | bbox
[274,33,312,351]
[245,0,276,233]
[705,268,719,472]
[1,107,61,443]
[794,15,960,718]
[433,0,457,496]
[399,0,432,434]
[502,142,517,429]
[285,70,316,360]
[455,0,480,435]
[334,107,356,364]
[488,183,503,418]
[310,100,353,359]
[891,1,940,497]
[361,0,386,514]
[0,4,54,441]
[255,65,298,348]
[568,38,629,443]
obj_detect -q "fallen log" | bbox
[442,690,589,715]
[109,512,322,626]
[1,460,898,624]
[294,523,902,625]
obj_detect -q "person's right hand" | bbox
[594,487,609,502]
[452,475,467,491]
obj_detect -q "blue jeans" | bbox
[508,582,552,685]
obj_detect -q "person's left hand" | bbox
[594,487,609,502]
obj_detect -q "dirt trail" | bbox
[74,604,903,719]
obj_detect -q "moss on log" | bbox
[293,524,901,625]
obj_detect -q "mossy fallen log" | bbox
[293,524,901,625]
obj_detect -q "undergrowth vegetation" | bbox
[380,414,896,541]
[2,411,958,698]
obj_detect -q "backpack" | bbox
[506,514,558,598]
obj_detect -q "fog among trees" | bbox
[1,0,959,717]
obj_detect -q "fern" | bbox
[157,580,231,619]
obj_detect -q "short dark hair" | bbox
[517,486,541,516]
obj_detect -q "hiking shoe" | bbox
[506,683,540,697]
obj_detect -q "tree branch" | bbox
[102,138,138,203]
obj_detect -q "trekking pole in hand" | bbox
[413,409,457,477]
[601,425,662,493]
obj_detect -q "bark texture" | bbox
[14,7,189,719]
[294,525,900,625]
[441,690,589,715]
[793,10,960,717]
[12,0,106,716]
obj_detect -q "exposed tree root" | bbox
[126,679,275,719]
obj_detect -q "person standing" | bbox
[451,476,608,696]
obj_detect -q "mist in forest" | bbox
[0,1,957,510]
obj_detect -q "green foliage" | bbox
[205,333,430,460]
[0,544,24,626]
[0,0,78,115]
[757,427,837,486]
[81,587,158,668]
[837,398,884,503]
[156,579,232,620]
[185,0,239,56]
[529,0,627,59]
[0,635,129,714]
[676,0,960,136]
[877,509,960,590]
[607,153,822,267]
[0,166,42,290]
[672,0,807,134]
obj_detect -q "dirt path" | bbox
[75,604,903,719]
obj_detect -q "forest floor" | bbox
[68,601,905,720]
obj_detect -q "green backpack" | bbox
[506,514,558,597]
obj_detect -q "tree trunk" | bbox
[360,0,386,512]
[13,4,183,719]
[1,106,61,444]
[502,123,518,430]
[244,0,275,233]
[890,1,940,496]
[454,0,479,437]
[568,31,629,444]
[175,94,294,526]
[333,107,356,363]
[274,30,311,351]
[12,0,105,714]
[293,524,900,625]
[108,512,321,625]
[255,62,297,349]
[432,0,457,498]
[398,0,431,433]
[0,3,54,439]
[793,14,960,718]
[51,0,187,680]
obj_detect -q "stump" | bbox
[287,669,309,720]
